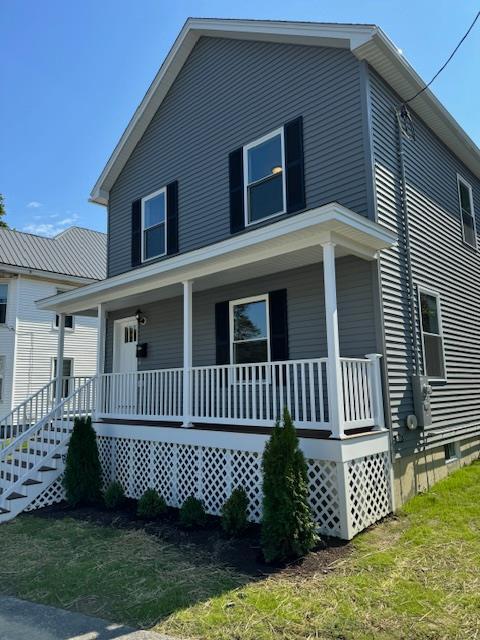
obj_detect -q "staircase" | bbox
[0,378,95,523]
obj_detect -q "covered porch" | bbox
[40,203,396,440]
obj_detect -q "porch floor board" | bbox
[95,418,375,440]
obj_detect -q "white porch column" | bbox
[322,242,345,438]
[95,303,106,417]
[182,280,193,427]
[55,312,66,403]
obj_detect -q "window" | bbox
[142,187,166,261]
[419,289,445,380]
[0,284,7,324]
[457,176,476,248]
[53,357,73,398]
[244,129,286,225]
[0,356,5,401]
[444,441,459,463]
[230,295,270,364]
[54,290,74,330]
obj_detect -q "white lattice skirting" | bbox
[23,427,392,539]
[95,427,392,539]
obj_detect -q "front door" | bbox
[112,317,138,414]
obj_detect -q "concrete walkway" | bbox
[0,596,174,640]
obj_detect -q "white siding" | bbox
[12,277,98,407]
[0,276,19,414]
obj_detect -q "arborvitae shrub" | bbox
[179,496,207,528]
[137,489,167,519]
[261,408,318,563]
[62,416,102,506]
[104,481,125,510]
[221,487,249,536]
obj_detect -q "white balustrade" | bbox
[97,356,384,433]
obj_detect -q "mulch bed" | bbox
[30,500,351,579]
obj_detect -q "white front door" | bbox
[112,317,138,414]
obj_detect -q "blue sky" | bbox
[1,0,479,236]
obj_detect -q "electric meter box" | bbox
[411,374,433,428]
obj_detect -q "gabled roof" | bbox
[0,226,107,281]
[90,17,480,206]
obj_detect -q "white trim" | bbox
[456,174,477,250]
[229,293,270,364]
[182,280,193,427]
[89,19,480,205]
[243,127,286,227]
[0,355,5,402]
[37,203,397,315]
[417,286,447,382]
[141,186,167,262]
[112,316,138,373]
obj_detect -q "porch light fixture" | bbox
[271,166,282,174]
[135,309,147,325]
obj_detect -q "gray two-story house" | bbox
[2,19,479,537]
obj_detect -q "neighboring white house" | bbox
[0,226,106,415]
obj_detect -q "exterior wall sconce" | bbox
[135,309,147,325]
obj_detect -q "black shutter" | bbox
[166,180,179,255]
[269,289,289,361]
[229,147,245,234]
[215,301,230,365]
[284,116,305,214]
[131,199,141,267]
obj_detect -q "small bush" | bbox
[104,481,125,510]
[261,408,318,563]
[179,496,207,528]
[62,416,102,506]
[137,489,167,519]
[221,487,249,536]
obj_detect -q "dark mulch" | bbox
[31,500,351,579]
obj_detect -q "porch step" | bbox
[6,492,27,501]
[38,466,56,473]
[22,479,42,487]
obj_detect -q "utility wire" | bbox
[404,9,480,104]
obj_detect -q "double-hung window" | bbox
[53,357,74,398]
[142,187,167,261]
[230,295,270,364]
[0,284,7,324]
[244,129,286,225]
[419,288,446,380]
[0,356,5,401]
[54,290,74,330]
[457,176,476,249]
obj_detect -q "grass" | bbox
[1,462,480,639]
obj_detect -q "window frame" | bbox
[0,355,5,402]
[457,174,477,250]
[444,441,459,463]
[243,127,286,228]
[418,286,447,382]
[51,356,74,398]
[229,294,271,366]
[0,282,8,325]
[141,186,168,263]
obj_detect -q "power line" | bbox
[404,9,480,104]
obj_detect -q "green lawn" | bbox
[1,462,479,639]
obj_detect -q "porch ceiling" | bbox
[36,202,397,316]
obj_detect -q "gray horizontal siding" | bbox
[108,37,369,277]
[370,68,480,456]
[104,257,377,372]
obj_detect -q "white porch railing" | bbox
[98,369,183,420]
[96,356,384,434]
[0,377,93,448]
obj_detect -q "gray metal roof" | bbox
[0,226,107,280]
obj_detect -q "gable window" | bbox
[142,187,167,261]
[53,357,74,398]
[419,288,445,380]
[244,129,286,225]
[457,176,476,248]
[230,295,270,364]
[0,356,5,401]
[0,284,7,324]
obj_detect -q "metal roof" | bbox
[0,226,107,281]
[90,18,480,205]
